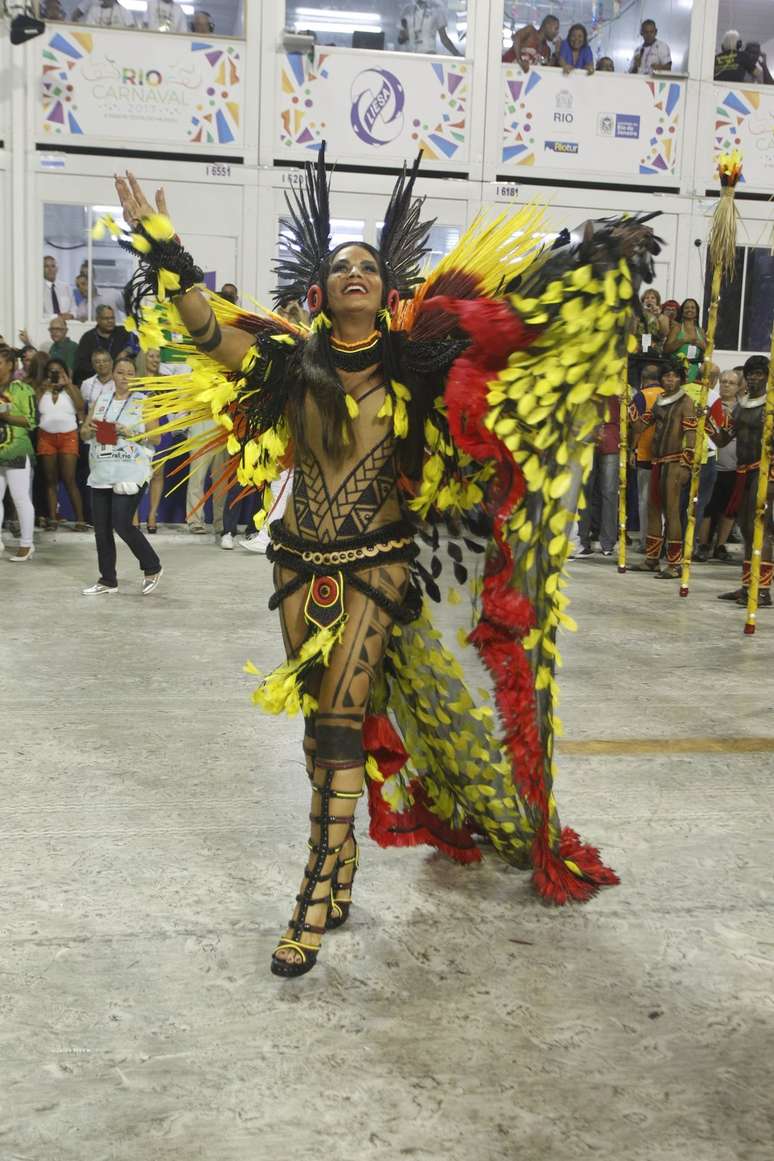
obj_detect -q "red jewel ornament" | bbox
[312,575,339,607]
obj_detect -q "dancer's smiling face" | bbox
[325,245,384,320]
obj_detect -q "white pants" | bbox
[0,457,35,548]
[250,469,293,548]
[186,447,226,530]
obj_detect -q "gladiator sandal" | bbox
[326,824,361,931]
[302,745,362,929]
[271,768,348,978]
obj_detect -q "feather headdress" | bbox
[273,142,434,307]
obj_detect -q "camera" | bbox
[49,368,60,385]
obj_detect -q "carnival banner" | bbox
[277,47,470,168]
[38,26,242,148]
[501,67,683,182]
[712,86,774,191]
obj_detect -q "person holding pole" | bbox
[709,355,773,609]
[631,359,696,577]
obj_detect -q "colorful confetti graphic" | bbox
[638,80,681,175]
[501,67,542,166]
[410,60,468,161]
[40,30,240,146]
[712,89,765,184]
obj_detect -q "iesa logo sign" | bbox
[597,112,641,139]
[351,68,405,147]
[553,89,574,124]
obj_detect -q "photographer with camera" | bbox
[0,345,37,561]
[79,356,163,596]
[37,358,88,531]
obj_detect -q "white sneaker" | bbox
[240,533,269,554]
[82,582,119,595]
[142,567,163,596]
[220,532,235,550]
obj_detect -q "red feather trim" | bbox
[363,713,410,778]
[366,779,481,865]
[437,295,618,904]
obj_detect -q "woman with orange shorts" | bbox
[37,358,88,530]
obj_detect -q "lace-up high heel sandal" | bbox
[271,769,354,978]
[326,825,360,930]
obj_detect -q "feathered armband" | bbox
[95,213,203,327]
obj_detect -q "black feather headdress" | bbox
[273,143,435,308]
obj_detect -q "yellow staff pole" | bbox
[680,152,742,597]
[679,264,720,597]
[617,380,629,574]
[744,360,774,635]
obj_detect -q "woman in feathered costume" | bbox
[114,154,659,978]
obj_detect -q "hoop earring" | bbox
[386,289,400,316]
[307,285,323,314]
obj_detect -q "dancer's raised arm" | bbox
[114,172,253,371]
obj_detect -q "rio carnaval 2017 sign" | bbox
[40,26,243,149]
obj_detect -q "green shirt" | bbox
[48,337,78,371]
[0,380,37,466]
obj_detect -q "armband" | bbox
[108,213,204,326]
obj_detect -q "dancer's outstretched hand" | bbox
[114,171,169,227]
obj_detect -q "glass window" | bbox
[50,0,244,38]
[284,1,467,56]
[501,1,690,73]
[714,3,773,83]
[43,202,134,322]
[376,220,460,266]
[702,245,774,351]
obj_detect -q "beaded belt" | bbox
[267,519,422,625]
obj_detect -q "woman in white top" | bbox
[79,356,163,595]
[37,358,88,530]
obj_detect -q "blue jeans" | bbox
[579,451,619,552]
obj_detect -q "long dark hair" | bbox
[677,298,701,323]
[566,22,589,46]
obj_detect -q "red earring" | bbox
[307,284,323,313]
[386,289,400,316]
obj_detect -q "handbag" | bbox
[95,419,118,445]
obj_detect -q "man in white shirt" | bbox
[80,350,115,412]
[629,20,672,74]
[146,0,187,33]
[73,0,135,28]
[398,1,461,56]
[43,255,73,321]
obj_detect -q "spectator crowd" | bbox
[40,0,220,34]
[2,283,769,608]
[0,279,277,576]
[502,13,673,74]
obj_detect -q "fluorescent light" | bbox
[121,1,148,10]
[295,20,382,33]
[294,7,379,18]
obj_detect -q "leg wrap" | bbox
[666,539,682,566]
[645,534,663,561]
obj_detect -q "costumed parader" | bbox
[709,354,773,608]
[630,358,697,578]
[111,151,660,978]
